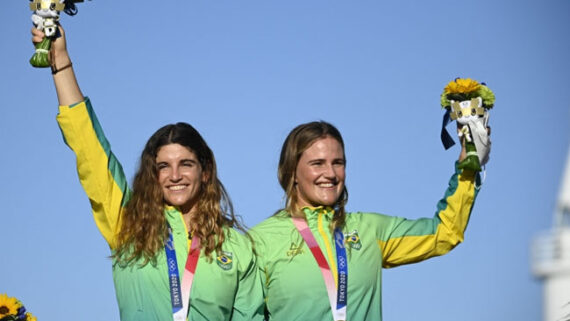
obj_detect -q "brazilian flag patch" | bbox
[345,230,362,250]
[217,251,233,270]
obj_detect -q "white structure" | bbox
[531,148,570,321]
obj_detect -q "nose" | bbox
[323,163,337,179]
[169,166,182,181]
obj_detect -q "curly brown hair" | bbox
[277,121,348,230]
[113,122,241,266]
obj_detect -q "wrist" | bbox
[51,50,71,66]
[50,51,72,75]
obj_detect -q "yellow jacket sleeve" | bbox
[56,98,131,249]
[378,164,479,268]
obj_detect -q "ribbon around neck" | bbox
[292,217,348,321]
[165,223,201,321]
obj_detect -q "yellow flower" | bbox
[444,78,481,94]
[26,312,38,321]
[0,293,21,317]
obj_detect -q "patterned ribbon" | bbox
[292,217,348,321]
[165,224,201,321]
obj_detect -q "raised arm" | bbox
[378,164,479,268]
[376,110,487,267]
[32,26,82,106]
[33,26,130,249]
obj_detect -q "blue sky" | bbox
[2,0,569,320]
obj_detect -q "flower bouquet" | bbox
[29,0,83,68]
[0,294,36,321]
[440,78,495,171]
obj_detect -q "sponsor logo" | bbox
[216,251,233,270]
[345,230,362,250]
[287,242,304,257]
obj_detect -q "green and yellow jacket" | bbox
[251,164,479,320]
[57,98,264,321]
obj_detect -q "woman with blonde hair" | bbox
[251,120,483,320]
[32,25,263,321]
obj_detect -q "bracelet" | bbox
[51,61,73,75]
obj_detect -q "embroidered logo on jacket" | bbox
[345,230,362,250]
[287,242,304,257]
[216,251,233,270]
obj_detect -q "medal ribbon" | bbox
[292,217,348,321]
[441,109,456,150]
[334,228,348,313]
[165,224,201,321]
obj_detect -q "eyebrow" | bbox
[156,158,198,165]
[307,157,345,163]
[180,158,199,164]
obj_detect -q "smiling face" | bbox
[156,143,207,215]
[294,136,346,208]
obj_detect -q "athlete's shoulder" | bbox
[251,210,292,234]
[346,211,398,224]
[219,227,257,272]
[223,227,251,247]
[344,211,405,240]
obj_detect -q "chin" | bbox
[165,198,188,207]
[317,198,339,207]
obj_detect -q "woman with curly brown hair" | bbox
[33,25,263,321]
[251,120,485,320]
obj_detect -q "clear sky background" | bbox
[2,0,569,320]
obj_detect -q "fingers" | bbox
[31,28,45,44]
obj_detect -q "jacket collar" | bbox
[301,206,335,221]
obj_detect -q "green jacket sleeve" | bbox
[230,233,266,321]
[246,229,270,319]
[56,98,131,249]
[378,163,480,268]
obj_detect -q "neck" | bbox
[177,200,198,230]
[182,210,196,232]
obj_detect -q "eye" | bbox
[471,108,476,115]
[457,111,463,117]
[333,159,345,166]
[50,2,56,10]
[310,160,324,166]
[36,3,41,9]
